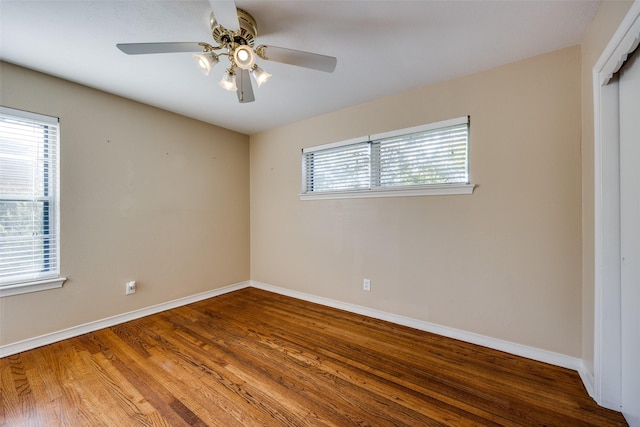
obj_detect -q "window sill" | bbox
[299,183,475,200]
[0,277,67,297]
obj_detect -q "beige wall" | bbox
[0,62,250,346]
[580,0,634,375]
[251,47,583,356]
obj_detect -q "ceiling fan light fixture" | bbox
[117,5,337,104]
[193,52,218,76]
[250,64,272,87]
[233,45,256,70]
[219,68,238,91]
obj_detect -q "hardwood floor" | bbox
[1,287,628,426]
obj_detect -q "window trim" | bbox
[0,106,66,297]
[299,183,475,200]
[300,116,475,200]
[0,276,66,297]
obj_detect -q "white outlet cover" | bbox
[126,281,136,294]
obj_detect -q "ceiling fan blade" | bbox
[236,69,255,103]
[258,45,337,73]
[117,42,204,55]
[209,0,240,32]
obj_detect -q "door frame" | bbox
[593,0,640,410]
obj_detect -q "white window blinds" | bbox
[0,106,61,286]
[303,141,371,192]
[373,122,469,187]
[302,116,469,195]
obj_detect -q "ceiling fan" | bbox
[116,0,337,103]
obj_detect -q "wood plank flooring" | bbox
[0,287,628,426]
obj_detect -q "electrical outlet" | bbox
[125,280,136,295]
[363,278,371,291]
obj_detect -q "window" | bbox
[0,106,65,296]
[301,116,474,199]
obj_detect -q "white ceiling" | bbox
[0,0,599,135]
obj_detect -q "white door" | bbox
[620,46,640,427]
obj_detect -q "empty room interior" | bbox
[1,0,639,425]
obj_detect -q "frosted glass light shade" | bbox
[234,45,256,70]
[219,69,237,91]
[250,64,272,87]
[193,52,218,76]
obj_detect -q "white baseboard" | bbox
[578,360,596,399]
[1,278,588,394]
[0,281,251,358]
[250,280,584,373]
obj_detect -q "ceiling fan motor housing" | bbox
[210,8,257,47]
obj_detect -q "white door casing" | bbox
[593,0,640,416]
[619,46,640,426]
